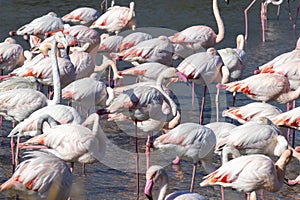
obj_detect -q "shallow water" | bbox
[0,0,300,199]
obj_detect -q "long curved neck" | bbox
[50,38,61,105]
[127,2,135,21]
[94,59,122,80]
[213,0,225,44]
[157,173,169,200]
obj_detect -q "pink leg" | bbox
[221,186,225,200]
[10,137,15,173]
[189,163,197,192]
[15,136,20,167]
[134,119,139,198]
[146,133,151,170]
[293,2,300,29]
[199,85,207,125]
[244,0,257,41]
[261,1,266,42]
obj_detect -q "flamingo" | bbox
[255,37,300,74]
[98,34,123,63]
[0,37,27,74]
[112,35,173,67]
[270,106,300,130]
[19,113,106,174]
[217,34,247,81]
[217,73,300,104]
[90,1,136,35]
[215,117,288,164]
[0,151,72,200]
[69,50,95,80]
[168,0,225,50]
[144,165,208,200]
[154,123,216,192]
[9,12,64,40]
[119,31,152,52]
[243,0,283,42]
[176,48,229,123]
[200,149,293,200]
[118,62,171,83]
[204,122,236,145]
[222,102,282,124]
[0,76,39,91]
[62,7,101,26]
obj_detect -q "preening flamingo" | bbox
[90,1,136,35]
[19,113,106,174]
[62,7,101,26]
[215,118,288,164]
[0,151,72,200]
[154,123,216,192]
[200,149,293,200]
[169,0,225,50]
[222,102,282,124]
[144,165,208,200]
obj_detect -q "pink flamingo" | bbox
[9,12,64,40]
[255,37,300,75]
[62,7,101,26]
[144,165,208,200]
[0,76,39,91]
[0,151,72,199]
[90,2,136,35]
[154,123,216,192]
[169,0,225,50]
[19,113,106,174]
[243,0,283,42]
[223,102,282,124]
[176,48,229,123]
[200,149,293,200]
[112,35,173,67]
[293,3,300,29]
[217,73,300,104]
[204,122,237,144]
[270,106,300,130]
[215,118,288,163]
[0,37,27,74]
[119,31,152,52]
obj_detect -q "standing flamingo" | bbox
[119,31,152,52]
[0,37,27,74]
[0,151,72,200]
[19,113,106,174]
[112,35,173,66]
[9,12,64,40]
[62,7,101,26]
[215,118,288,164]
[154,123,216,192]
[90,2,136,35]
[222,102,282,124]
[144,165,208,200]
[176,48,229,123]
[169,0,225,50]
[217,73,300,104]
[200,149,293,200]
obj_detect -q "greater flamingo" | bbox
[19,113,106,174]
[215,117,288,164]
[119,31,152,52]
[90,2,136,35]
[222,102,282,124]
[144,165,208,200]
[169,0,225,50]
[112,35,173,66]
[0,151,72,200]
[154,123,216,192]
[200,149,293,200]
[62,7,101,26]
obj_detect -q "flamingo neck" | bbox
[213,0,225,44]
[50,38,61,105]
[127,2,135,21]
[156,172,169,200]
[277,86,300,104]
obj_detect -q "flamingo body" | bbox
[62,7,101,26]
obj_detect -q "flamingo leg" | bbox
[221,186,225,200]
[15,136,20,167]
[82,163,86,175]
[134,119,140,199]
[244,0,257,41]
[261,1,266,42]
[276,4,280,20]
[192,81,195,107]
[146,133,151,170]
[216,88,220,122]
[293,2,300,29]
[10,137,15,173]
[189,163,197,192]
[199,85,207,125]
